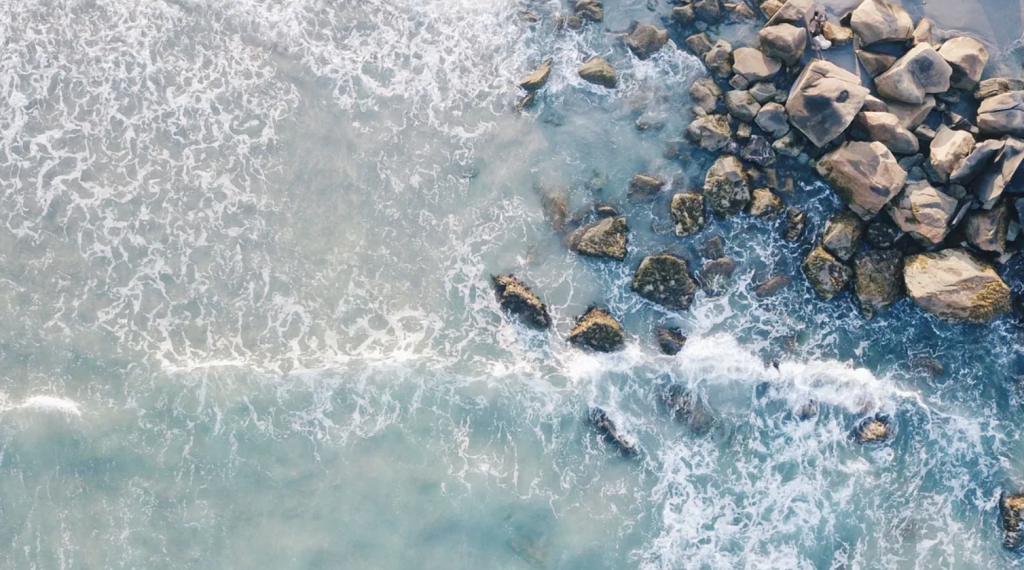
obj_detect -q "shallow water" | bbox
[2,0,1024,568]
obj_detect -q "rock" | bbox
[628,173,665,200]
[1002,493,1024,550]
[693,0,723,23]
[725,90,761,123]
[822,23,854,46]
[520,58,553,91]
[854,249,904,318]
[766,0,813,26]
[874,43,953,105]
[589,407,638,454]
[853,415,894,443]
[736,123,752,140]
[732,48,782,83]
[701,236,726,259]
[703,156,751,217]
[574,0,603,21]
[964,203,1009,254]
[976,78,1024,101]
[755,274,791,298]
[685,33,714,58]
[759,23,806,66]
[821,210,865,261]
[975,137,1024,207]
[631,254,699,310]
[849,0,914,46]
[747,187,784,218]
[749,82,778,104]
[689,77,721,115]
[938,36,989,90]
[705,40,734,77]
[885,96,936,130]
[569,306,625,351]
[950,140,1005,185]
[670,192,706,236]
[567,216,628,260]
[802,245,853,300]
[730,74,751,91]
[903,248,1011,322]
[747,166,777,190]
[866,218,902,248]
[784,207,807,241]
[515,92,537,112]
[914,124,936,143]
[785,60,870,148]
[912,18,933,45]
[887,181,957,246]
[760,0,784,18]
[817,141,908,219]
[578,57,617,88]
[673,5,696,25]
[492,275,552,330]
[929,126,975,182]
[741,136,776,166]
[540,189,568,233]
[909,355,944,377]
[656,327,687,355]
[701,257,737,295]
[686,114,733,151]
[626,24,670,60]
[855,111,920,155]
[726,1,758,21]
[755,103,790,138]
[978,91,1024,137]
[862,94,888,113]
[773,130,804,156]
[663,384,714,434]
[856,49,896,77]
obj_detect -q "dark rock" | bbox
[704,156,750,217]
[866,219,902,248]
[856,49,896,77]
[975,137,1024,208]
[567,216,628,260]
[749,82,778,104]
[574,0,604,21]
[656,327,687,355]
[693,0,722,22]
[540,188,568,233]
[854,249,904,319]
[742,136,776,166]
[784,207,807,241]
[631,254,699,310]
[914,124,936,143]
[755,102,790,139]
[729,74,751,91]
[950,139,1005,185]
[802,245,852,300]
[822,210,865,261]
[909,355,944,377]
[578,57,617,88]
[755,274,791,298]
[701,236,726,259]
[670,192,706,237]
[625,23,670,60]
[663,384,714,434]
[589,407,639,454]
[773,130,804,157]
[701,257,737,294]
[795,399,819,420]
[853,414,893,443]
[628,173,665,200]
[493,274,552,330]
[568,307,625,351]
[964,202,1010,254]
[673,5,696,25]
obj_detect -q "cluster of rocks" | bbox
[672,0,1020,323]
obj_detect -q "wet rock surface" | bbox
[631,254,699,310]
[568,307,626,352]
[493,275,552,330]
[567,216,628,260]
[903,248,1011,323]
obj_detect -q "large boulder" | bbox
[950,139,1005,185]
[821,210,865,261]
[631,254,699,310]
[567,216,628,260]
[854,249,904,319]
[759,23,806,66]
[625,24,669,60]
[755,103,790,138]
[785,60,870,148]
[731,48,782,83]
[975,137,1024,207]
[686,114,733,151]
[569,307,626,351]
[670,192,706,236]
[1002,494,1024,550]
[874,43,953,105]
[817,141,908,219]
[930,126,975,182]
[802,245,853,301]
[978,91,1024,137]
[850,0,914,46]
[588,407,638,455]
[519,58,553,91]
[492,275,552,330]
[766,0,813,25]
[703,156,751,217]
[784,207,807,241]
[705,40,734,77]
[903,248,1011,322]
[725,90,762,123]
[938,36,989,90]
[578,57,617,88]
[855,111,919,155]
[887,181,957,246]
[964,203,1009,254]
[689,77,722,114]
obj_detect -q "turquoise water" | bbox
[2,0,1024,568]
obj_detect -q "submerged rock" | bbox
[693,0,722,23]
[663,384,714,434]
[578,57,617,88]
[574,0,603,21]
[656,327,687,355]
[929,126,975,182]
[759,23,806,66]
[854,249,904,319]
[821,210,865,261]
[520,58,553,91]
[754,274,791,298]
[817,141,908,219]
[492,274,552,330]
[785,60,870,148]
[903,248,1011,322]
[700,257,737,295]
[909,355,944,377]
[802,245,853,300]
[568,307,626,351]
[687,114,733,151]
[589,407,639,455]
[567,216,628,260]
[850,0,913,46]
[628,173,665,201]
[784,207,808,241]
[978,91,1024,137]
[701,236,726,260]
[887,181,957,246]
[938,36,989,90]
[1002,493,1024,550]
[853,415,894,443]
[631,254,699,310]
[874,43,953,105]
[625,23,669,60]
[704,156,751,218]
[539,188,568,233]
[670,192,706,237]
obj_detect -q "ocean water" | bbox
[2,0,1024,568]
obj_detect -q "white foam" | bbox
[16,395,82,417]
